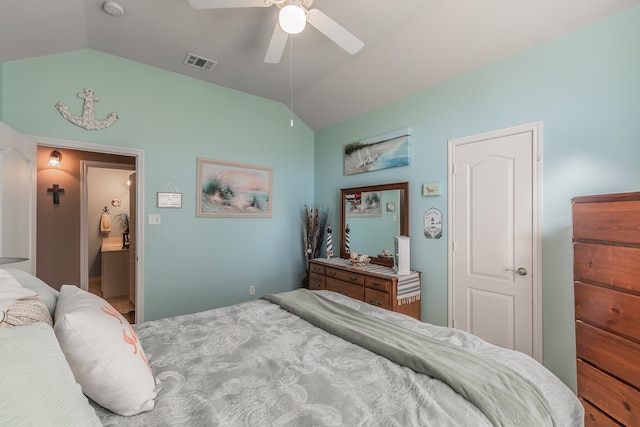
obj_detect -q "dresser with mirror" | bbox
[308,182,421,320]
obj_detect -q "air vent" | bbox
[184,53,217,71]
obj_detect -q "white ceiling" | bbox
[1,0,638,131]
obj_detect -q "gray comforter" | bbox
[96,290,583,426]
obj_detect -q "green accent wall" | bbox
[2,49,315,321]
[314,6,640,391]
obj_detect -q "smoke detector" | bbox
[103,1,125,17]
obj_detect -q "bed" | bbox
[0,268,584,426]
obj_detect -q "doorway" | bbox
[83,162,135,322]
[448,122,542,362]
[34,135,145,323]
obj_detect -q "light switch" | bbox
[149,214,161,225]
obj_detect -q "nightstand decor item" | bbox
[55,88,118,130]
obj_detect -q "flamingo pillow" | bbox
[54,285,158,416]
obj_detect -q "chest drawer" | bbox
[573,200,640,244]
[309,262,326,275]
[308,273,326,290]
[365,276,391,293]
[365,288,390,310]
[326,267,364,286]
[575,281,640,342]
[326,278,364,301]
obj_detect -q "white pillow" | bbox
[0,268,37,312]
[54,285,158,416]
[0,322,102,426]
[5,268,59,317]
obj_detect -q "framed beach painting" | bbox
[345,191,382,217]
[344,127,411,175]
[196,158,272,217]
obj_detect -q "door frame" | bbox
[447,121,543,362]
[31,135,145,323]
[81,160,135,288]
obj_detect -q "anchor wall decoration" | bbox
[55,88,118,130]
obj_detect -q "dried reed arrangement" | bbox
[302,204,329,271]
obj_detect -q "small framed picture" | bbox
[386,202,396,212]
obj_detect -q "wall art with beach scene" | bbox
[344,128,411,175]
[196,158,272,217]
[345,191,382,217]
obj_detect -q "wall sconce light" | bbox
[48,149,62,167]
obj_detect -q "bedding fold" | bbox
[263,289,556,427]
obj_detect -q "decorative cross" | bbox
[47,184,65,205]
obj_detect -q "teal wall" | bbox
[2,6,639,392]
[1,49,315,320]
[314,6,640,391]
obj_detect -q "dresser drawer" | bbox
[308,273,326,290]
[365,288,390,310]
[575,281,640,342]
[577,359,640,426]
[326,278,364,301]
[574,242,640,294]
[309,262,326,275]
[573,199,640,244]
[365,276,391,293]
[326,267,364,286]
[576,321,640,390]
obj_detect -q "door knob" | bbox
[506,267,528,276]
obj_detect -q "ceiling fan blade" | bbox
[306,9,364,55]
[188,0,269,9]
[264,22,288,64]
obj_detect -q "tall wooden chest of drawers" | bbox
[572,193,640,426]
[308,258,421,320]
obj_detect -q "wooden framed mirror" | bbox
[340,182,409,267]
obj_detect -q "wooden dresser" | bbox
[308,258,421,320]
[572,192,640,426]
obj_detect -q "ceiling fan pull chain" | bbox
[290,34,294,127]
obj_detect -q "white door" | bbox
[0,122,36,274]
[448,122,542,361]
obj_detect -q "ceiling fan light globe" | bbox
[279,5,306,34]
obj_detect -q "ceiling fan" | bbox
[188,0,364,64]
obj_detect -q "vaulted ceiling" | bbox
[1,0,638,130]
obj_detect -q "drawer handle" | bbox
[329,271,336,276]
[371,281,381,287]
[368,300,382,307]
[338,290,346,295]
[311,281,321,287]
[350,276,358,282]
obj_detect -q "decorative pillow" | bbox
[0,322,102,426]
[0,268,53,327]
[0,295,53,328]
[54,285,158,416]
[4,268,59,317]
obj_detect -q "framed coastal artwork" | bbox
[345,191,382,217]
[196,158,272,217]
[344,127,411,175]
